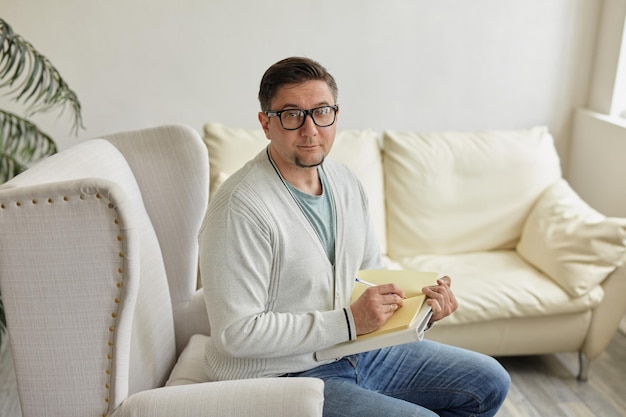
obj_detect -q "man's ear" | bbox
[258,112,271,140]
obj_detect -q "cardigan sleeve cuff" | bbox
[342,307,357,341]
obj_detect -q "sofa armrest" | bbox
[112,378,324,417]
[582,265,626,360]
[517,179,626,297]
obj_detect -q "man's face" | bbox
[258,80,338,171]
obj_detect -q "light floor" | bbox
[1,318,625,417]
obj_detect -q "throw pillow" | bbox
[517,179,626,297]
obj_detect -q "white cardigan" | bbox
[199,148,382,380]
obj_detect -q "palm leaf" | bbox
[0,18,83,134]
[0,110,57,182]
[0,18,84,342]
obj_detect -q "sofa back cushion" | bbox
[383,126,561,258]
[204,123,268,200]
[203,123,387,254]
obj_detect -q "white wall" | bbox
[586,0,626,116]
[569,110,626,217]
[568,0,626,217]
[1,0,599,162]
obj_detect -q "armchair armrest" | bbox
[112,378,324,417]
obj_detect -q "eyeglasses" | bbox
[265,105,338,130]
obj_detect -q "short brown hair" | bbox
[258,57,338,111]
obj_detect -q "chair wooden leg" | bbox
[578,351,589,381]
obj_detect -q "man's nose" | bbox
[300,113,318,137]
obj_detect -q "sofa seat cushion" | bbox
[394,250,604,325]
[383,126,562,258]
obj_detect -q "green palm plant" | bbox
[0,17,84,346]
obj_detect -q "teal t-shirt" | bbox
[285,167,336,264]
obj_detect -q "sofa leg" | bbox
[577,351,589,381]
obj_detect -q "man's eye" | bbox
[314,107,331,115]
[284,110,303,119]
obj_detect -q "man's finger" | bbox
[438,275,451,286]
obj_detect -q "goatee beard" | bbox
[295,155,325,168]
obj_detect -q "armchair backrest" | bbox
[104,126,211,352]
[0,125,209,417]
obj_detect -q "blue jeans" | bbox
[284,340,510,417]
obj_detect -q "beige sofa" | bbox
[203,122,626,380]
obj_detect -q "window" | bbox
[615,24,626,118]
[587,0,626,119]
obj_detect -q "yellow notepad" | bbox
[352,270,438,339]
[315,269,438,361]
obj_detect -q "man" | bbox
[199,56,510,417]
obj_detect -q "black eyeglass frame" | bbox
[265,105,339,130]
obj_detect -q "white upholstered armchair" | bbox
[0,125,324,417]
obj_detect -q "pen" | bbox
[355,277,407,299]
[355,277,377,287]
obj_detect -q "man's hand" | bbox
[422,275,458,322]
[350,284,405,336]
